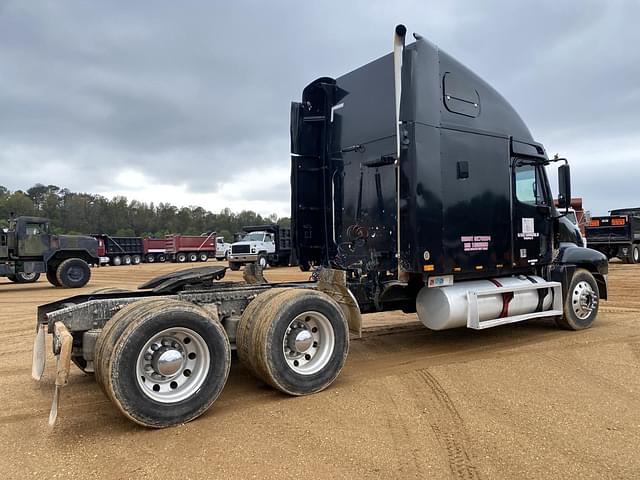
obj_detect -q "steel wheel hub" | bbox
[288,328,314,353]
[283,311,335,375]
[572,281,597,320]
[68,267,83,282]
[136,327,210,403]
[153,348,184,376]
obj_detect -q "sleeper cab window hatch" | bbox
[443,72,480,118]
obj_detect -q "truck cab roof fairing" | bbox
[291,30,544,276]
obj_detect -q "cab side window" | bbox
[26,223,43,235]
[515,164,547,206]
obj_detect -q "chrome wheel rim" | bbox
[136,327,210,403]
[20,272,38,281]
[282,311,334,375]
[634,248,639,263]
[259,257,267,268]
[572,281,597,320]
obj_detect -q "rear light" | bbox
[589,219,600,227]
[612,218,626,226]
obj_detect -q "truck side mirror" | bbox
[557,164,571,208]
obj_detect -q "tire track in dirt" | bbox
[542,351,640,402]
[0,347,33,357]
[413,369,481,480]
[379,379,425,477]
[629,342,640,364]
[0,365,31,376]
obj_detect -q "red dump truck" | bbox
[142,238,168,263]
[165,233,216,262]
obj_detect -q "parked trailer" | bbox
[585,208,640,263]
[165,233,216,263]
[142,238,167,263]
[554,197,587,240]
[1,216,97,287]
[94,235,144,266]
[228,225,292,270]
[33,25,607,428]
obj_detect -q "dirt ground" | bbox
[1,262,639,479]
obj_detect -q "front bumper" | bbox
[229,254,257,263]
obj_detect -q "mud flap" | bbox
[32,323,46,381]
[317,268,362,337]
[243,263,267,284]
[49,322,73,426]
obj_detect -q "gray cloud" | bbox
[0,0,638,216]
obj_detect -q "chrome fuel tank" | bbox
[416,276,553,330]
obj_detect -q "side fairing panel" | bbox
[439,129,511,272]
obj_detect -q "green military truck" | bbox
[0,216,99,288]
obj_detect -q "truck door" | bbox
[18,221,50,258]
[512,160,553,267]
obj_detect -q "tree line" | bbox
[0,184,290,243]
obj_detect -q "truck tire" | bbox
[99,299,231,428]
[257,254,268,269]
[176,253,187,263]
[199,252,209,262]
[6,274,16,282]
[145,254,155,263]
[46,268,61,287]
[123,255,132,265]
[56,258,91,288]
[556,268,600,330]
[240,288,349,396]
[111,256,122,266]
[229,262,241,271]
[188,252,198,262]
[628,245,640,264]
[299,262,311,272]
[158,254,166,263]
[132,255,142,265]
[14,272,40,283]
[95,299,167,392]
[236,288,291,373]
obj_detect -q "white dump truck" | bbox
[228,225,291,270]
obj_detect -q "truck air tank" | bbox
[416,276,553,330]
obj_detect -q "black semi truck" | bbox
[585,208,640,263]
[33,25,607,428]
[1,216,98,287]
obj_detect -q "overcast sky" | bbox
[0,0,638,216]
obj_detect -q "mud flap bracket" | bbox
[317,268,362,337]
[49,322,73,426]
